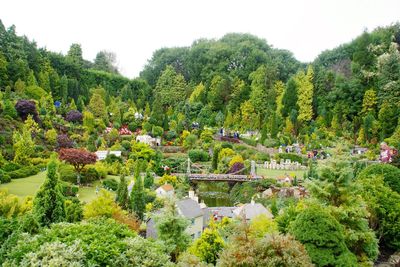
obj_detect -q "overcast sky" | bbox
[1,0,399,78]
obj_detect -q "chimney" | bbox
[193,196,199,203]
[189,190,195,199]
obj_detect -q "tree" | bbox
[307,157,379,263]
[94,50,119,74]
[249,213,278,238]
[83,110,95,133]
[2,99,17,119]
[377,42,400,107]
[33,158,65,226]
[240,100,258,131]
[45,129,57,146]
[130,166,145,220]
[357,175,400,250]
[219,219,313,267]
[67,43,84,67]
[378,100,398,139]
[57,134,74,149]
[12,127,35,164]
[154,201,190,262]
[361,89,377,115]
[289,204,358,267]
[282,77,298,118]
[358,164,400,194]
[248,65,277,122]
[116,174,129,209]
[58,148,97,184]
[65,110,83,123]
[15,99,40,122]
[188,222,224,265]
[189,82,206,104]
[144,169,154,189]
[88,93,106,119]
[274,80,285,116]
[155,65,187,109]
[296,66,314,123]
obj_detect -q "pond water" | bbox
[197,182,233,207]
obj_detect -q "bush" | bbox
[60,182,79,196]
[254,152,270,162]
[263,138,280,147]
[121,140,131,151]
[8,165,43,179]
[188,149,209,162]
[103,178,118,191]
[2,162,21,172]
[58,163,77,183]
[0,170,11,183]
[82,166,100,183]
[358,164,400,193]
[241,137,257,146]
[275,153,305,164]
[165,130,177,141]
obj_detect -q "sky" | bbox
[1,0,399,78]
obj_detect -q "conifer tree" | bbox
[296,66,314,123]
[116,174,129,209]
[130,165,145,220]
[144,169,154,189]
[33,157,66,226]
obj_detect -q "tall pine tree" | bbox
[116,174,129,209]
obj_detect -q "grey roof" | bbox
[233,203,273,220]
[177,198,203,219]
[208,207,236,218]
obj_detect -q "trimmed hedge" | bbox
[188,149,209,162]
[7,165,45,179]
[102,178,118,191]
[2,162,21,172]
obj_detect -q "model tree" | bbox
[58,148,97,184]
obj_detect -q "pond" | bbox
[197,181,233,207]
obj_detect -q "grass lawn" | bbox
[257,168,305,179]
[0,171,46,197]
[0,172,133,203]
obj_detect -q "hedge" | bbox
[188,149,209,162]
[60,182,79,196]
[240,137,257,147]
[102,178,118,191]
[0,170,11,184]
[7,165,45,179]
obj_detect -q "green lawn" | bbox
[0,173,132,203]
[257,168,305,179]
[0,171,46,197]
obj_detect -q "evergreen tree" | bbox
[116,174,129,209]
[12,127,35,164]
[378,100,398,139]
[88,93,106,119]
[296,66,314,123]
[33,158,66,226]
[130,165,146,220]
[144,169,154,189]
[281,78,298,118]
[361,89,377,115]
[154,200,190,262]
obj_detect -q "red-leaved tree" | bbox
[58,148,97,184]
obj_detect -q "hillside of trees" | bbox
[1,18,400,266]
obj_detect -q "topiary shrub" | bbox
[60,182,79,196]
[188,149,209,162]
[102,178,118,191]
